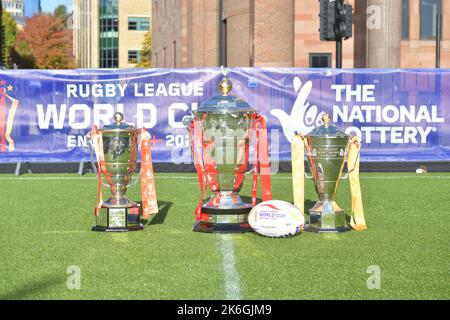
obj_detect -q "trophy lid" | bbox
[306,113,349,138]
[195,77,256,115]
[100,112,137,132]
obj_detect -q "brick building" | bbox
[152,0,450,68]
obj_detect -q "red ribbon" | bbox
[251,115,272,206]
[189,118,209,221]
[0,91,7,152]
[140,128,159,218]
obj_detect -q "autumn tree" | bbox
[136,31,152,68]
[14,14,75,69]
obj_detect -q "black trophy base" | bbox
[92,224,144,232]
[304,225,351,234]
[193,221,252,233]
[92,204,143,232]
[193,206,253,234]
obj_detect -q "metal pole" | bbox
[249,0,255,67]
[436,14,442,68]
[336,37,343,68]
[78,161,84,175]
[218,0,222,66]
[15,162,21,176]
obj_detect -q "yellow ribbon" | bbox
[291,134,305,214]
[347,136,367,231]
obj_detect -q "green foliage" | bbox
[2,11,18,68]
[53,5,68,21]
[136,31,152,68]
[10,40,36,69]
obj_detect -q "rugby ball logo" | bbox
[248,200,304,238]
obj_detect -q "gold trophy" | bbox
[292,113,367,232]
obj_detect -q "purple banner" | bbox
[0,68,448,162]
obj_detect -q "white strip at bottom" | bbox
[219,234,241,300]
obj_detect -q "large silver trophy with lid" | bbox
[183,69,271,233]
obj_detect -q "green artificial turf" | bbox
[0,172,448,300]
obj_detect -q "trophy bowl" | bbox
[304,113,352,233]
[91,112,143,232]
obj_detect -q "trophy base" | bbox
[304,225,351,233]
[193,221,252,233]
[92,204,144,232]
[305,200,351,233]
[194,206,253,233]
[92,224,144,232]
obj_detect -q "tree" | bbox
[14,14,75,69]
[54,5,68,21]
[11,37,35,69]
[136,31,152,68]
[2,11,18,68]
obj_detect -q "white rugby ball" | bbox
[248,200,304,238]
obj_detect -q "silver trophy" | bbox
[90,112,143,232]
[303,113,353,233]
[183,70,258,233]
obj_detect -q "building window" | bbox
[420,0,441,39]
[309,53,332,68]
[128,17,150,31]
[100,17,119,32]
[163,47,166,68]
[173,41,176,68]
[99,0,119,68]
[220,19,227,67]
[128,50,142,64]
[402,0,409,39]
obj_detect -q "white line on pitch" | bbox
[43,230,87,234]
[220,234,241,300]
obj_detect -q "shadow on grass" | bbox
[0,275,64,300]
[305,199,317,214]
[241,196,261,204]
[140,200,173,226]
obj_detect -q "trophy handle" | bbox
[302,137,314,180]
[88,131,110,187]
[127,172,141,188]
[182,115,194,129]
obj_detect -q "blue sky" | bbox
[41,0,73,13]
